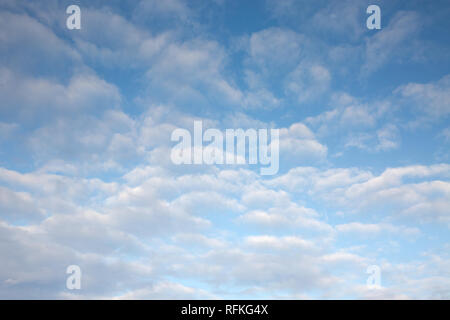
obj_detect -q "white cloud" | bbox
[0,11,81,75]
[344,124,400,152]
[114,282,218,300]
[279,122,328,163]
[269,164,450,226]
[395,74,450,118]
[238,203,332,234]
[245,235,315,251]
[362,11,422,75]
[285,63,331,103]
[0,68,121,121]
[305,92,387,135]
[375,124,400,151]
[0,186,44,222]
[246,28,303,75]
[144,39,243,107]
[0,1,448,300]
[336,222,420,237]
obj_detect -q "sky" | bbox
[0,0,449,299]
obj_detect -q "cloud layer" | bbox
[0,0,449,299]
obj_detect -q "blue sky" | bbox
[0,0,449,299]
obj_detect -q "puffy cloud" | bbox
[114,282,218,300]
[0,186,44,222]
[245,235,315,251]
[269,164,450,226]
[279,123,328,164]
[0,0,448,300]
[268,166,373,194]
[344,124,400,152]
[238,203,332,234]
[305,92,387,135]
[144,39,243,107]
[0,11,81,77]
[0,160,448,298]
[246,28,304,75]
[395,74,450,119]
[305,92,400,153]
[0,68,121,122]
[336,222,420,237]
[285,63,331,103]
[362,11,422,75]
